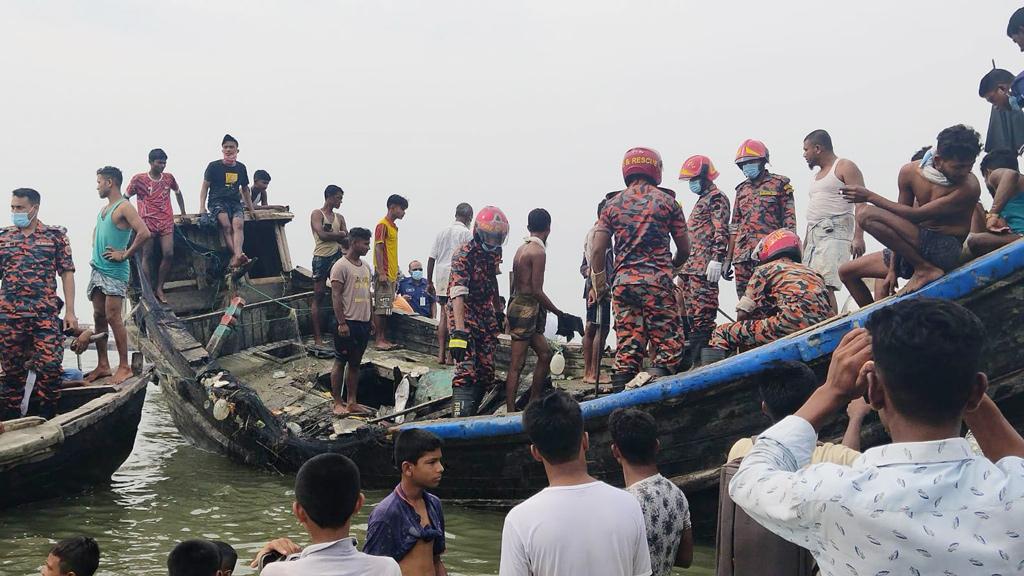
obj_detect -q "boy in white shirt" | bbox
[251,454,401,576]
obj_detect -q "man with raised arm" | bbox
[839,124,982,305]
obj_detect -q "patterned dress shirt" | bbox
[729,415,1024,576]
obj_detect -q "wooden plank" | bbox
[275,226,293,272]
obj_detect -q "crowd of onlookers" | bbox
[39,297,1024,576]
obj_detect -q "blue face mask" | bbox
[480,242,501,253]
[688,179,704,195]
[11,212,31,228]
[1011,94,1022,112]
[411,270,424,280]
[741,163,762,181]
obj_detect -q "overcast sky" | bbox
[1,0,1020,321]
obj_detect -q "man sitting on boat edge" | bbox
[838,124,983,305]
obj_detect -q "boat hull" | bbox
[0,377,149,509]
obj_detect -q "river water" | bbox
[0,357,715,575]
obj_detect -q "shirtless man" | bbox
[838,124,982,306]
[967,149,1024,257]
[504,208,565,412]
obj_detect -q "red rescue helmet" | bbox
[735,139,770,164]
[622,147,663,186]
[678,155,720,182]
[473,205,510,249]
[756,229,802,263]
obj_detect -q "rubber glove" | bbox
[705,260,722,283]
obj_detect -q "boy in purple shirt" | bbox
[365,429,447,575]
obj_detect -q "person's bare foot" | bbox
[332,401,348,416]
[345,403,371,415]
[155,289,169,304]
[374,341,398,351]
[84,366,112,383]
[111,365,133,384]
[582,376,597,385]
[899,265,945,295]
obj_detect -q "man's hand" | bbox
[840,185,877,205]
[64,313,79,334]
[250,537,302,568]
[449,329,470,363]
[846,396,873,421]
[337,322,350,338]
[103,247,128,262]
[821,328,873,401]
[986,213,1011,233]
[427,281,436,296]
[880,272,897,298]
[851,236,866,258]
[199,206,208,215]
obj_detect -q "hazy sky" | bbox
[1,0,1021,321]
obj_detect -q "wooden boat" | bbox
[128,211,591,478]
[0,371,150,508]
[130,211,1024,536]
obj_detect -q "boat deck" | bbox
[211,336,603,440]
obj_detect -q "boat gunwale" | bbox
[397,238,1024,440]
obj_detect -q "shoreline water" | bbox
[0,351,714,575]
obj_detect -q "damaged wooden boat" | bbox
[129,211,1024,536]
[0,370,150,508]
[128,211,590,479]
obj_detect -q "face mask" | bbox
[11,211,31,228]
[688,179,704,195]
[480,242,501,253]
[1011,94,1022,112]
[223,149,238,165]
[741,163,762,181]
[411,270,424,280]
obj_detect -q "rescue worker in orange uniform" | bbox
[677,155,731,365]
[590,148,690,391]
[725,140,797,298]
[707,229,831,357]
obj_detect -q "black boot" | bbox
[689,331,711,368]
[452,385,481,418]
[611,372,635,393]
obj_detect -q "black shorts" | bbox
[208,197,244,220]
[883,227,963,279]
[586,298,611,328]
[334,320,371,363]
[312,252,341,280]
[437,296,449,306]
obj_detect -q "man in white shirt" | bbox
[250,454,401,576]
[730,298,1024,576]
[499,389,652,576]
[427,203,474,364]
[801,130,866,314]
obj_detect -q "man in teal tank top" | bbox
[86,166,151,385]
[967,150,1024,257]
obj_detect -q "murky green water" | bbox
[0,357,715,575]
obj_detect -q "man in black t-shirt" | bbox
[199,134,256,268]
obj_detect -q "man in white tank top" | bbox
[801,130,866,313]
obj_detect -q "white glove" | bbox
[705,260,722,283]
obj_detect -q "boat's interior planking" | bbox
[136,212,594,438]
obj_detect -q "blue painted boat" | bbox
[395,239,1024,534]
